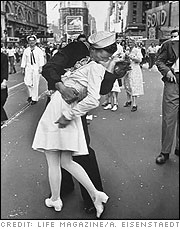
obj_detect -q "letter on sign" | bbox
[160,10,167,26]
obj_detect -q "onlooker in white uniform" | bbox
[21,35,44,105]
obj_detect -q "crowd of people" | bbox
[1,29,179,218]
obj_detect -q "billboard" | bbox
[66,16,83,32]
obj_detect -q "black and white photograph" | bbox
[1,1,179,227]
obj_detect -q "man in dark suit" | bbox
[42,39,118,213]
[1,51,9,126]
[155,30,179,164]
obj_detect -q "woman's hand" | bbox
[55,115,71,128]
[103,55,123,73]
[55,82,79,104]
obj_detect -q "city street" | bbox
[1,64,179,220]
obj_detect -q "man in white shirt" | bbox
[6,45,16,74]
[21,35,44,105]
[147,42,157,69]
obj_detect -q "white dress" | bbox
[32,61,105,156]
[124,47,144,96]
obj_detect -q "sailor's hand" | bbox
[166,71,177,83]
[55,82,79,104]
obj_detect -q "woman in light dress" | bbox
[32,31,120,218]
[123,39,144,112]
[103,38,125,111]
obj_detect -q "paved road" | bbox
[1,65,179,220]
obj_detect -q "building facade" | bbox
[88,14,96,36]
[146,1,179,40]
[119,1,152,39]
[106,1,179,41]
[58,1,92,41]
[1,1,48,46]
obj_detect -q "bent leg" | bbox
[74,116,103,206]
[61,151,97,200]
[61,151,109,218]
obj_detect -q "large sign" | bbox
[147,10,167,28]
[66,16,83,31]
[147,4,170,28]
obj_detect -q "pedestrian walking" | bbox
[32,31,121,218]
[21,35,45,105]
[1,51,9,126]
[6,45,16,74]
[102,37,124,110]
[139,42,147,68]
[14,45,21,63]
[51,44,60,57]
[45,45,51,63]
[155,30,179,164]
[41,31,123,214]
[1,44,7,54]
[147,42,157,70]
[123,39,144,112]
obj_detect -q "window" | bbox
[133,2,137,8]
[25,11,27,21]
[17,7,24,20]
[142,12,146,24]
[14,6,17,15]
[27,12,32,23]
[39,15,41,24]
[133,17,136,23]
[5,4,10,14]
[133,10,137,16]
[33,13,36,23]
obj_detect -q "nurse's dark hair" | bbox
[102,42,117,54]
